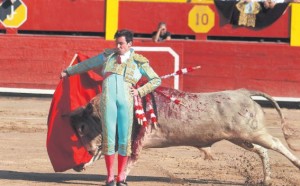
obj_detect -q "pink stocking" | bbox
[104,154,115,182]
[117,154,128,182]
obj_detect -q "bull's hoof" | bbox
[199,147,215,161]
[263,177,272,186]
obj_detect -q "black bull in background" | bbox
[69,87,300,185]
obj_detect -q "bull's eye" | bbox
[80,125,85,132]
[98,145,102,150]
[77,124,85,136]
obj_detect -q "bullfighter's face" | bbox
[115,36,131,55]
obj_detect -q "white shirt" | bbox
[120,50,131,63]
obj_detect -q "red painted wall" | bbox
[0,0,106,32]
[0,35,111,89]
[119,2,290,39]
[0,1,290,39]
[0,35,181,90]
[180,40,300,97]
[1,34,300,98]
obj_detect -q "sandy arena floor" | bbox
[0,95,300,186]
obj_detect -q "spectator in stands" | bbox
[264,0,299,9]
[152,22,171,42]
[263,0,277,9]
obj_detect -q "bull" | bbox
[69,87,300,185]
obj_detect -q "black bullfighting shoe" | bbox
[105,180,116,186]
[116,180,128,186]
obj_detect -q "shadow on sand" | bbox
[0,170,244,185]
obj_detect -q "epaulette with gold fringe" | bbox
[133,53,149,65]
[103,49,116,57]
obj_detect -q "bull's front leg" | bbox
[124,153,139,180]
[125,127,148,179]
[125,144,143,180]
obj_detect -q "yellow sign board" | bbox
[188,5,215,33]
[0,0,27,28]
[291,3,300,47]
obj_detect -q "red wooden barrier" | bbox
[0,1,291,39]
[0,0,106,33]
[0,35,182,90]
[119,2,290,39]
[1,34,300,98]
[180,40,300,97]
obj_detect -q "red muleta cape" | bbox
[46,53,102,172]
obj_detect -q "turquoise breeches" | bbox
[100,74,133,156]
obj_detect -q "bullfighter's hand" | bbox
[60,71,68,79]
[130,87,138,96]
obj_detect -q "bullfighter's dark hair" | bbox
[114,29,134,44]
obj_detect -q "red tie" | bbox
[117,55,122,64]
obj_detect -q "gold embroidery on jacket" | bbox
[103,49,116,57]
[124,82,133,155]
[137,63,161,97]
[100,80,110,154]
[133,53,149,67]
[123,59,137,84]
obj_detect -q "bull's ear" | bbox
[61,107,84,118]
[85,103,94,115]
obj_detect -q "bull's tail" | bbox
[247,90,285,124]
[245,89,299,151]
